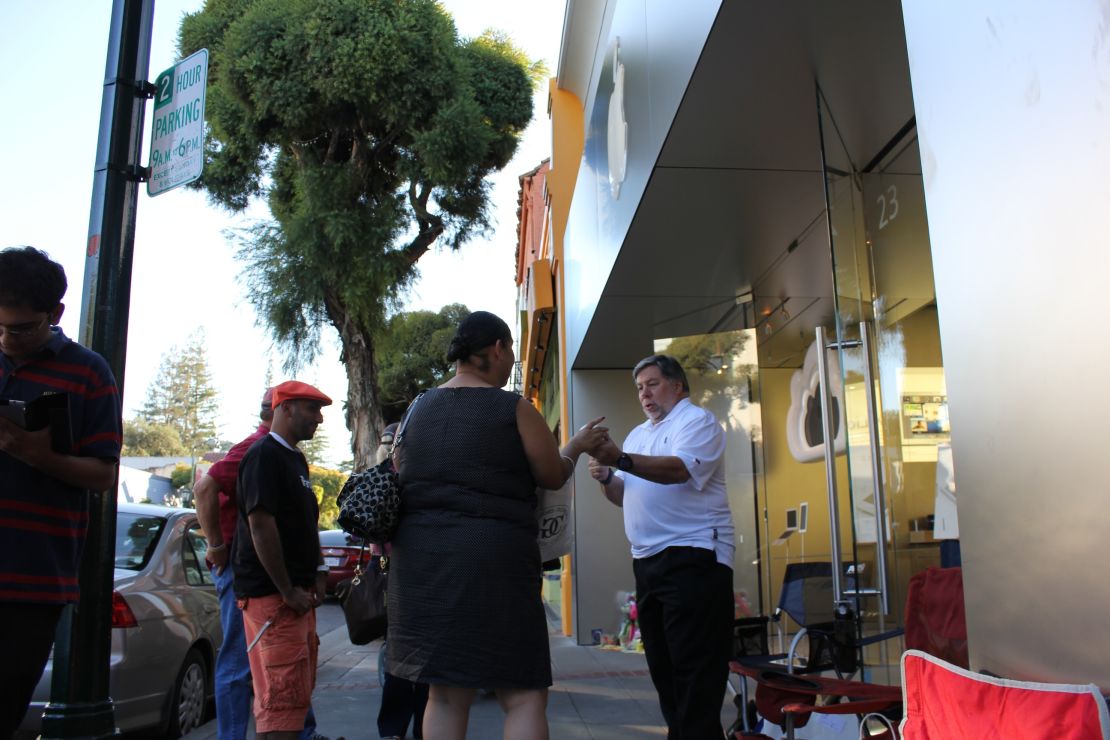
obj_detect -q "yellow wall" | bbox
[546,80,584,265]
[548,80,586,634]
[546,79,585,448]
[758,367,855,612]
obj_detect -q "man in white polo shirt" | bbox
[589,354,734,740]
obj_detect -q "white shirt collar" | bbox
[269,430,299,452]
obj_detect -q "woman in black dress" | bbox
[387,311,606,740]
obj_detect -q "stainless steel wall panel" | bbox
[903,0,1110,690]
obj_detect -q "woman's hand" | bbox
[568,416,609,457]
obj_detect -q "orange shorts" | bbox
[240,591,319,733]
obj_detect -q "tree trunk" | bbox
[325,294,383,470]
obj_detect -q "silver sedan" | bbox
[20,503,223,737]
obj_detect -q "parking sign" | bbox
[147,49,207,197]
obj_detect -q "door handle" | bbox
[859,321,891,615]
[814,326,846,604]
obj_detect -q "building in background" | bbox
[543,0,1110,691]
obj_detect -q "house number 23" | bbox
[876,185,899,230]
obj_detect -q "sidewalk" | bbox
[192,610,739,739]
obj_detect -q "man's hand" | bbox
[282,587,315,616]
[592,438,623,466]
[0,418,116,490]
[0,418,51,468]
[590,455,625,507]
[207,543,230,574]
[588,457,610,482]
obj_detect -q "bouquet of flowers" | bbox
[616,591,642,652]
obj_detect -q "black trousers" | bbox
[377,671,429,738]
[634,546,733,740]
[0,602,65,739]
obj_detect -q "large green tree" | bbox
[300,422,330,467]
[180,0,541,466]
[140,332,221,461]
[310,465,346,531]
[377,303,468,423]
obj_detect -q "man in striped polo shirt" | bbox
[0,246,122,736]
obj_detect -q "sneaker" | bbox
[310,735,346,740]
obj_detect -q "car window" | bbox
[183,524,214,586]
[115,513,167,571]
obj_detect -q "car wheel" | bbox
[167,648,207,737]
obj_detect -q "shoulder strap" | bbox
[391,391,426,453]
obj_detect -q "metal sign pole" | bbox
[43,0,154,736]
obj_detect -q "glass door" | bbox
[817,87,950,681]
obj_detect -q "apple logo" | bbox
[607,37,628,200]
[786,338,846,462]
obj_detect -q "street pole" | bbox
[42,0,154,737]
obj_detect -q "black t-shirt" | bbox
[232,434,320,598]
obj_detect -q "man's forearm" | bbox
[0,421,117,491]
[602,476,624,507]
[40,453,117,491]
[248,512,295,597]
[193,475,223,544]
[621,453,690,485]
[594,439,690,486]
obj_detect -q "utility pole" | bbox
[41,0,154,736]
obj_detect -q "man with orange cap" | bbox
[195,387,333,740]
[233,381,333,740]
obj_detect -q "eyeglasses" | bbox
[0,316,50,338]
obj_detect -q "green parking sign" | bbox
[147,48,207,197]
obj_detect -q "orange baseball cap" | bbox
[271,380,333,408]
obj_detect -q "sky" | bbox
[0,0,566,467]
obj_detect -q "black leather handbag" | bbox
[336,393,424,543]
[340,552,388,645]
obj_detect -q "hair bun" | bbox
[446,337,470,363]
[445,311,512,364]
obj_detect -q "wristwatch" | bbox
[616,452,634,472]
[599,467,615,485]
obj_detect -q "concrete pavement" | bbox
[190,602,740,739]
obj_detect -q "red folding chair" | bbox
[900,649,1110,739]
[731,567,968,739]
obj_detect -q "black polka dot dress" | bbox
[386,387,551,689]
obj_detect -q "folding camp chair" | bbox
[728,562,864,735]
[900,650,1110,739]
[732,562,859,675]
[732,566,968,739]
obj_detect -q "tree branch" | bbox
[325,129,339,162]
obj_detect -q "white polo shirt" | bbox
[618,398,734,568]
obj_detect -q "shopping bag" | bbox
[536,480,572,562]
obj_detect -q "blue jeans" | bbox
[212,564,318,739]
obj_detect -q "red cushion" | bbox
[900,650,1110,739]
